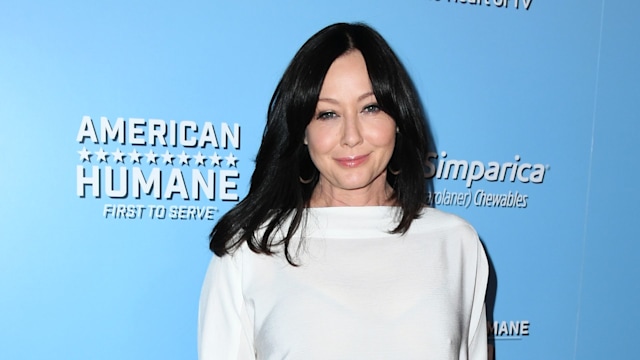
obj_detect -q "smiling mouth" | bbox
[335,154,369,168]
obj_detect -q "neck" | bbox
[308,181,396,208]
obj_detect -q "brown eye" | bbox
[363,104,381,113]
[317,111,337,120]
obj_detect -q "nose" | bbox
[341,112,363,147]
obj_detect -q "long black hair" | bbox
[209,22,436,264]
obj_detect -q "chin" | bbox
[336,177,380,191]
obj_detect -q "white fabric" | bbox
[199,206,488,360]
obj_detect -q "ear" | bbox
[303,131,308,145]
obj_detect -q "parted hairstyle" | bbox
[209,22,436,264]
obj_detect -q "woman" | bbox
[199,22,488,359]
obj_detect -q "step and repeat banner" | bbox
[1,1,638,359]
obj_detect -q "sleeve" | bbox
[198,251,256,360]
[467,233,489,360]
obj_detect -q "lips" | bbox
[335,154,369,168]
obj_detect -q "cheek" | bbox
[367,123,397,148]
[305,125,338,155]
[307,139,334,162]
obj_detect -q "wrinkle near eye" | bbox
[363,104,380,113]
[316,111,338,120]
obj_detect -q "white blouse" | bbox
[199,206,488,360]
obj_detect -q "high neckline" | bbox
[302,206,403,239]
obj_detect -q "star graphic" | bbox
[129,149,142,164]
[178,151,191,166]
[194,151,207,166]
[95,147,109,163]
[209,152,222,167]
[225,152,238,167]
[112,148,126,163]
[78,147,92,162]
[145,149,158,164]
[161,150,174,165]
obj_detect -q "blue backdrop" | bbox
[1,1,638,359]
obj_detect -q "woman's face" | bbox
[305,50,396,206]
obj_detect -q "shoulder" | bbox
[412,207,488,274]
[408,207,482,250]
[414,207,477,235]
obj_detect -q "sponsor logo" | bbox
[430,0,533,11]
[488,320,531,340]
[425,151,549,209]
[76,116,243,220]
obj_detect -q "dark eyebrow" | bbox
[317,97,338,104]
[357,91,375,102]
[318,91,375,104]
